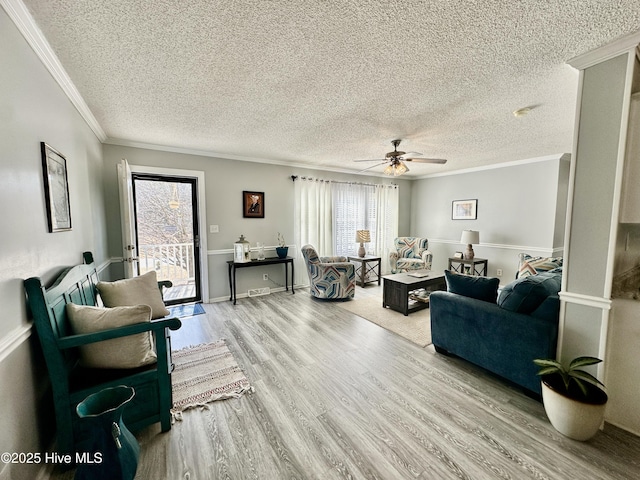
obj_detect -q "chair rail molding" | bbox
[0,324,32,363]
[558,291,613,310]
[429,239,562,256]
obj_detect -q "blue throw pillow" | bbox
[444,270,500,303]
[498,271,562,314]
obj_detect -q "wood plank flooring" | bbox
[48,286,640,479]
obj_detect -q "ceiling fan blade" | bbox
[405,157,447,164]
[403,151,423,157]
[353,158,387,163]
[356,161,387,173]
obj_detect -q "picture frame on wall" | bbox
[41,142,72,232]
[452,199,477,220]
[243,190,264,218]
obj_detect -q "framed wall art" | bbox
[41,142,72,232]
[452,199,477,220]
[243,191,264,218]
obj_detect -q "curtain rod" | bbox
[290,175,397,188]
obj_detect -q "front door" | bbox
[132,174,202,305]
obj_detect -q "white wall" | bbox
[0,7,108,480]
[410,155,569,281]
[102,144,413,300]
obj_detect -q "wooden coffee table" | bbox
[382,271,446,316]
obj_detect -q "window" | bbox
[295,177,399,273]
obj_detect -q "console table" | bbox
[448,257,488,276]
[227,257,294,305]
[347,255,382,287]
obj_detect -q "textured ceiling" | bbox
[20,0,640,176]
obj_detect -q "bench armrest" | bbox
[57,317,182,349]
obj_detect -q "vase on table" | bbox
[256,242,266,260]
[75,385,140,480]
[276,246,288,259]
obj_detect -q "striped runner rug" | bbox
[170,339,253,420]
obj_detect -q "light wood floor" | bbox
[50,286,640,479]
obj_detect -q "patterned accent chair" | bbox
[301,245,355,300]
[516,253,563,279]
[389,237,433,273]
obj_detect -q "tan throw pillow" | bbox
[66,304,157,369]
[97,271,170,319]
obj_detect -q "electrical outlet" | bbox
[496,268,503,277]
[209,224,219,233]
[263,274,268,281]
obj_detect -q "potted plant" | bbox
[533,356,608,441]
[276,233,288,258]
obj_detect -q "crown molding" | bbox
[104,137,401,179]
[568,30,640,70]
[1,0,107,141]
[415,152,569,179]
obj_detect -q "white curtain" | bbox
[375,184,399,274]
[294,177,333,256]
[295,177,399,276]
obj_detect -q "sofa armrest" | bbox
[320,256,348,263]
[421,249,433,270]
[318,262,354,275]
[389,251,399,271]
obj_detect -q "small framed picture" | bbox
[243,191,264,218]
[453,251,464,259]
[41,142,72,232]
[452,199,477,220]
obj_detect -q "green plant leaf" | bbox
[533,359,562,368]
[569,356,602,370]
[572,377,589,397]
[536,366,560,376]
[571,370,606,389]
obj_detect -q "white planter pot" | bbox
[541,381,607,441]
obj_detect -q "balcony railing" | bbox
[138,243,196,300]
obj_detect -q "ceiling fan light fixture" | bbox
[384,160,409,176]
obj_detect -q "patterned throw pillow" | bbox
[517,255,563,278]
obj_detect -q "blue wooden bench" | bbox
[24,252,182,458]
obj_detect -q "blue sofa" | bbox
[429,269,561,395]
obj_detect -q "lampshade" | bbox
[355,230,371,243]
[383,161,409,176]
[460,230,479,245]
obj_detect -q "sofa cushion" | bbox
[97,271,170,319]
[66,303,157,369]
[444,270,500,303]
[517,254,563,278]
[498,270,562,314]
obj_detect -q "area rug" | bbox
[337,297,432,347]
[168,302,206,319]
[170,339,253,420]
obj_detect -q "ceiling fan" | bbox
[354,139,447,176]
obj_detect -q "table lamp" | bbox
[355,230,371,258]
[460,230,479,260]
